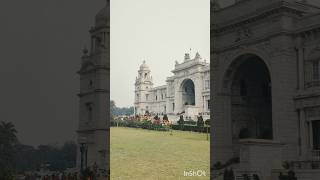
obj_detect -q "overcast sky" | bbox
[0,0,249,146]
[111,0,211,108]
[0,0,104,146]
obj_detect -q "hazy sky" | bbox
[111,0,210,107]
[0,0,105,146]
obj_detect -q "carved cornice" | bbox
[213,1,305,34]
[78,89,109,97]
[294,91,320,109]
[213,30,294,54]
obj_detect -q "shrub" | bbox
[184,121,197,125]
[171,124,210,133]
[197,116,204,127]
[177,115,184,125]
[205,119,210,126]
[111,118,169,131]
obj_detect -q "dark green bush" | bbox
[184,121,197,125]
[171,124,210,133]
[205,119,210,126]
[111,119,169,131]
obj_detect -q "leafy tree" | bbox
[15,141,77,172]
[110,100,134,116]
[0,121,18,179]
[110,100,116,118]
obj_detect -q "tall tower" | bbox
[77,0,109,176]
[134,61,153,115]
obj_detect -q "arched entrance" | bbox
[180,79,195,107]
[224,54,273,141]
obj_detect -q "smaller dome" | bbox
[95,1,109,27]
[140,60,150,70]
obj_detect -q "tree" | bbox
[197,116,204,132]
[0,121,18,179]
[110,100,116,118]
[178,115,184,130]
[110,100,134,116]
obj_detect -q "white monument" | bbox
[134,52,210,120]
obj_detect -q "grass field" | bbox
[110,127,210,180]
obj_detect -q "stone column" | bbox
[194,76,202,115]
[174,80,182,114]
[299,109,308,160]
[211,94,233,163]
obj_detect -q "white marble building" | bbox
[212,0,320,179]
[134,52,210,119]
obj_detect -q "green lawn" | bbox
[111,127,210,180]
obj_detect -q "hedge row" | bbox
[111,119,210,133]
[111,120,169,131]
[171,124,210,133]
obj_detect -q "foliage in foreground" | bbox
[111,119,170,131]
[14,141,77,172]
[0,120,77,178]
[0,121,18,179]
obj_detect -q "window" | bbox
[161,94,163,99]
[205,80,210,90]
[144,73,147,78]
[207,100,211,110]
[156,96,157,101]
[313,61,320,80]
[86,103,93,121]
[146,94,149,101]
[173,103,175,111]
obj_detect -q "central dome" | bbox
[140,61,150,71]
[95,0,109,27]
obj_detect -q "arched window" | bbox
[240,79,247,96]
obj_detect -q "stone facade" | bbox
[76,0,109,176]
[211,0,320,179]
[134,53,210,119]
